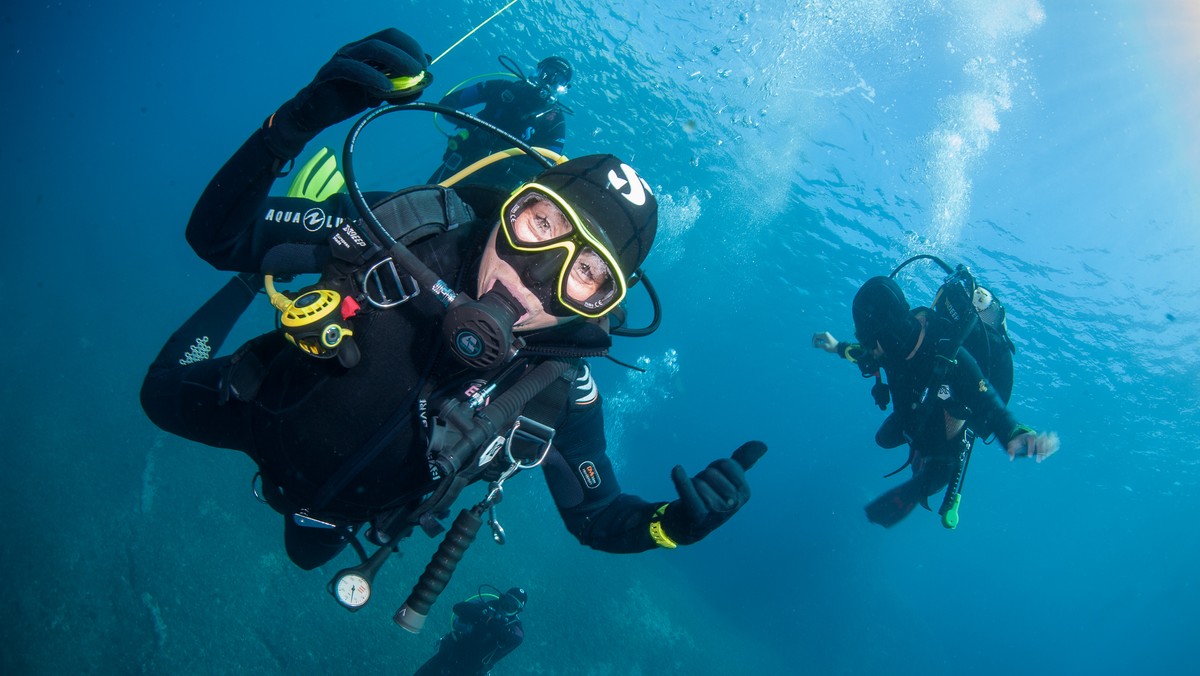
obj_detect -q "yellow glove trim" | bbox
[649,504,678,549]
[839,342,859,363]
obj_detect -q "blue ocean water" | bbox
[2,0,1197,674]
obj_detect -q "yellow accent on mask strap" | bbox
[649,503,677,549]
[287,147,345,201]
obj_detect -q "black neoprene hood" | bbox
[531,154,658,280]
[853,275,919,357]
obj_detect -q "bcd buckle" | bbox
[505,416,555,468]
[360,258,420,309]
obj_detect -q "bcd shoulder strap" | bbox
[329,186,476,267]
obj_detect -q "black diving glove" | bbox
[262,28,429,159]
[651,441,768,548]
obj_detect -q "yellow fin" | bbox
[287,147,345,201]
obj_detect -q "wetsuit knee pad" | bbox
[874,413,907,449]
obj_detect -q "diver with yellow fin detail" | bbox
[140,28,767,628]
[813,256,1060,529]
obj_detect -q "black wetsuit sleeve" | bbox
[540,399,662,554]
[951,348,1023,443]
[437,82,487,112]
[184,127,383,272]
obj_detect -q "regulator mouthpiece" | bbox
[442,286,524,369]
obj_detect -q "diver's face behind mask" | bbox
[497,186,624,318]
[534,56,572,99]
[475,225,583,333]
[446,220,579,371]
[463,155,657,367]
[476,184,631,328]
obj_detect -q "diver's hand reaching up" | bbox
[812,332,839,353]
[653,441,767,547]
[1006,431,1061,463]
[263,29,430,159]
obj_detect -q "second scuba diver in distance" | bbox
[140,28,766,581]
[415,586,528,676]
[813,264,1059,528]
[428,54,573,188]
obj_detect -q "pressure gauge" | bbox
[326,529,400,612]
[333,571,372,611]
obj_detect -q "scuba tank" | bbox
[892,254,1015,400]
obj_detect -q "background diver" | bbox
[140,28,766,584]
[414,586,527,676]
[813,268,1059,527]
[427,55,573,188]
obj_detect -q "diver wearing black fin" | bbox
[814,272,1060,529]
[141,28,766,576]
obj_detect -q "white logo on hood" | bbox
[607,163,651,207]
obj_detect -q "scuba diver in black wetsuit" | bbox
[415,587,527,676]
[140,28,766,617]
[427,56,572,188]
[813,260,1060,528]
